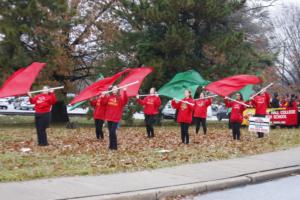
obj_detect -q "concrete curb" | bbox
[72,166,300,200]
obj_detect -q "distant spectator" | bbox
[288,94,297,109]
[271,92,280,108]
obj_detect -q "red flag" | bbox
[69,69,129,105]
[118,67,153,97]
[0,62,46,98]
[205,74,262,97]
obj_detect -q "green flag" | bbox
[239,84,254,102]
[158,70,209,99]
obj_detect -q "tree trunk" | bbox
[51,101,69,123]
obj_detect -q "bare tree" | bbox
[271,3,300,88]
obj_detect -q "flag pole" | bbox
[28,86,64,94]
[174,98,194,106]
[194,95,218,101]
[102,81,139,94]
[138,93,161,97]
[250,83,274,99]
[225,97,250,107]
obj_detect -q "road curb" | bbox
[73,166,300,200]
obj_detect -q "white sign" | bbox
[248,117,270,133]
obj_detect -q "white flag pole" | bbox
[174,98,195,106]
[194,95,218,101]
[28,86,64,94]
[250,83,274,99]
[138,94,161,97]
[102,81,139,94]
[225,97,250,107]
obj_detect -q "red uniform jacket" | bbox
[103,92,128,122]
[171,98,194,124]
[225,99,246,123]
[193,98,212,118]
[137,95,161,115]
[251,92,270,115]
[30,93,57,113]
[90,96,107,120]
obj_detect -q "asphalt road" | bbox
[187,175,300,200]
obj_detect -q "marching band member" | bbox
[102,86,128,150]
[90,95,107,139]
[250,91,270,138]
[136,87,161,138]
[224,93,246,140]
[28,86,57,146]
[171,89,194,144]
[193,92,212,135]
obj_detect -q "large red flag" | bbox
[118,67,153,97]
[69,69,129,105]
[205,74,262,97]
[0,62,46,98]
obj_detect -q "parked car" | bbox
[20,101,35,110]
[162,100,176,119]
[216,104,229,121]
[0,98,9,110]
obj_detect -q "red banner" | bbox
[269,108,298,126]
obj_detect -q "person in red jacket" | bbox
[136,87,161,138]
[171,89,194,144]
[193,92,212,135]
[250,91,270,138]
[90,95,107,139]
[224,93,246,140]
[28,86,57,146]
[102,85,128,150]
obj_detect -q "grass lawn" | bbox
[1,115,300,182]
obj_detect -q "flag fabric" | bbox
[158,70,210,99]
[0,62,46,98]
[69,73,105,111]
[205,74,262,97]
[70,69,129,105]
[118,67,153,97]
[239,84,255,102]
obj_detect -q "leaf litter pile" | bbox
[1,124,300,182]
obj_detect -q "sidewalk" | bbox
[1,147,300,200]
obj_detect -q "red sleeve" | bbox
[29,96,36,104]
[241,103,246,112]
[250,99,256,107]
[51,93,57,105]
[207,98,212,106]
[155,97,162,107]
[171,100,180,109]
[187,99,195,110]
[224,99,232,108]
[265,92,270,107]
[137,98,145,106]
[90,99,97,107]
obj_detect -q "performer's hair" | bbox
[236,92,244,101]
[186,89,192,98]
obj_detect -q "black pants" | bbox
[94,119,104,139]
[231,122,241,140]
[195,117,207,134]
[255,114,265,138]
[180,123,190,144]
[145,114,156,138]
[35,112,50,146]
[107,121,118,150]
